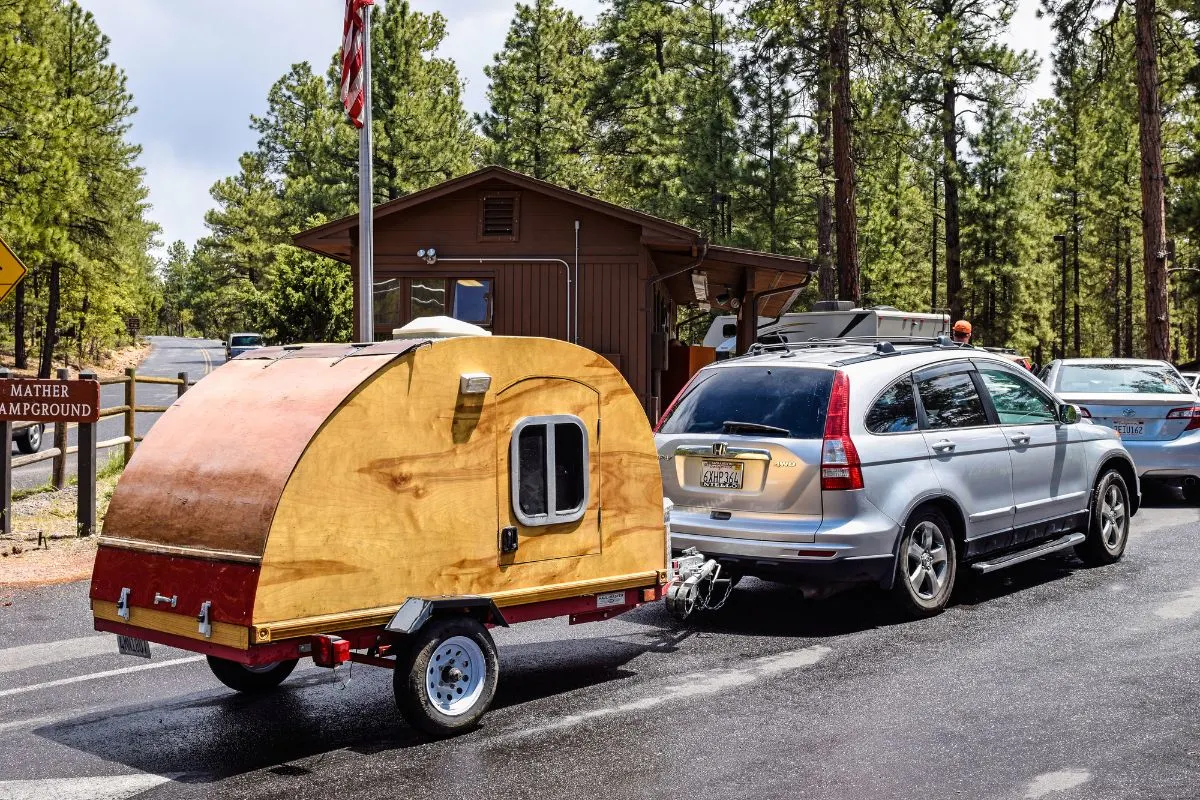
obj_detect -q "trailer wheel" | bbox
[394,617,499,737]
[206,656,298,693]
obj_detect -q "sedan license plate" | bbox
[1113,422,1144,437]
[117,635,151,659]
[701,459,744,489]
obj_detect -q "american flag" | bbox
[340,0,374,128]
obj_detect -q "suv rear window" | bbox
[231,335,262,347]
[658,366,834,439]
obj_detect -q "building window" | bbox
[510,415,589,526]
[373,278,402,335]
[479,191,520,242]
[411,278,447,319]
[452,278,492,326]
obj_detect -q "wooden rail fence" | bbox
[2,367,189,536]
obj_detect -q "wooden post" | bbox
[0,367,10,537]
[177,371,188,398]
[52,367,69,490]
[77,370,97,537]
[123,367,136,464]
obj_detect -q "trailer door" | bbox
[497,377,602,564]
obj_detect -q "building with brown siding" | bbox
[294,166,812,420]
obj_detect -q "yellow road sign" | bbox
[0,236,28,304]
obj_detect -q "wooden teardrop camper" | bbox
[89,335,667,734]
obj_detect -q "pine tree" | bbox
[479,0,599,190]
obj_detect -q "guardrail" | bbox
[9,367,189,488]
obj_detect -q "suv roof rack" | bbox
[745,335,959,355]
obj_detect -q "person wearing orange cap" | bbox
[951,319,972,344]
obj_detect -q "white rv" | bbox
[703,303,950,356]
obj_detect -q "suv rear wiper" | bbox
[722,420,790,436]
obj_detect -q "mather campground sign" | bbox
[0,378,100,424]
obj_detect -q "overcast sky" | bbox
[75,0,1052,258]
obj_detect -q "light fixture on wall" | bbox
[417,248,438,265]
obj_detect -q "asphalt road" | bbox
[9,337,224,490]
[1,500,1198,799]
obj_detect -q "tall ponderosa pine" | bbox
[479,0,599,190]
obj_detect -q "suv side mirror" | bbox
[1058,404,1080,425]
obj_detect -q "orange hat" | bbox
[952,320,972,336]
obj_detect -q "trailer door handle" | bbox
[500,527,518,554]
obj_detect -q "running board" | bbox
[971,532,1086,575]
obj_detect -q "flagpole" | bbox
[357,2,374,343]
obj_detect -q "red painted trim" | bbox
[90,546,260,626]
[94,618,299,666]
[499,587,656,624]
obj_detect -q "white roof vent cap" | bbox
[393,316,491,339]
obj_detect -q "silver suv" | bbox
[656,339,1139,616]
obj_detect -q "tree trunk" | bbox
[39,260,60,379]
[1113,238,1122,357]
[941,77,963,321]
[831,0,859,304]
[816,35,835,302]
[14,280,26,369]
[1135,0,1170,359]
[931,172,939,311]
[1125,226,1134,357]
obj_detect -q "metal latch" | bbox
[153,593,177,608]
[500,526,518,554]
[116,587,131,621]
[197,600,212,638]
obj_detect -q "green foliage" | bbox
[479,0,600,190]
[0,0,159,373]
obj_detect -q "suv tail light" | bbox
[1167,405,1200,431]
[821,370,863,490]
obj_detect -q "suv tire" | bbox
[1076,469,1130,566]
[15,423,44,455]
[893,507,958,617]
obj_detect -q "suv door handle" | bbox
[1010,432,1031,445]
[930,439,956,453]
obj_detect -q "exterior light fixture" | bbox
[417,248,438,265]
[459,373,492,395]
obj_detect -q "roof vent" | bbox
[479,191,519,241]
[393,316,492,340]
[812,300,856,312]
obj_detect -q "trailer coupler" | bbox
[666,548,733,620]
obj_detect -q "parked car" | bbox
[225,332,264,361]
[1042,358,1200,502]
[655,340,1139,616]
[13,422,44,454]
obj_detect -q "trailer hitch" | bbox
[666,548,733,620]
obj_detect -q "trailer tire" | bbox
[206,656,298,693]
[394,617,499,737]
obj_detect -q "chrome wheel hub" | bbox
[1099,484,1127,551]
[906,521,949,601]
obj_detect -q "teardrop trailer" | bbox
[89,334,724,735]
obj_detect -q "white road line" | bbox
[0,656,204,699]
[509,644,831,739]
[0,635,119,675]
[1023,769,1092,799]
[0,774,171,800]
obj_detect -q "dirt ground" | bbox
[0,339,151,380]
[0,476,118,590]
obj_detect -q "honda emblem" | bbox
[712,442,728,456]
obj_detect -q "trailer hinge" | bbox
[197,600,213,638]
[116,587,131,621]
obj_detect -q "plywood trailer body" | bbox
[89,336,668,735]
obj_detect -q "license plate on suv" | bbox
[701,459,744,489]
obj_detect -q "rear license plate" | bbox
[1113,423,1144,437]
[701,459,744,489]
[117,635,151,659]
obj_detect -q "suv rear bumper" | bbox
[669,494,901,587]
